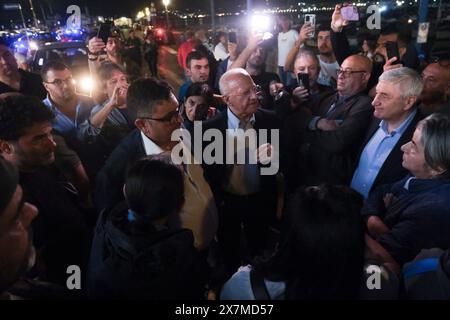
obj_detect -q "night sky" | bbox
[0,0,300,23]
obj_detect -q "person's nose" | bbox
[372,94,381,107]
[401,141,411,153]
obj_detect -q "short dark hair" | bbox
[126,77,173,118]
[186,50,208,69]
[125,156,184,224]
[98,61,126,85]
[379,22,410,48]
[185,82,214,102]
[317,24,331,33]
[0,95,54,141]
[41,60,70,82]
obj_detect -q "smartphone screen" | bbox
[97,22,112,44]
[228,32,237,44]
[385,41,400,64]
[341,6,359,21]
[297,73,310,92]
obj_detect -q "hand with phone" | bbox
[331,4,351,32]
[88,36,106,55]
[304,14,316,38]
[298,23,315,46]
[383,41,403,72]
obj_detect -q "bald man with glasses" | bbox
[287,54,374,189]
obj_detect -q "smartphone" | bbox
[97,22,112,44]
[228,32,237,44]
[297,73,310,93]
[385,41,400,64]
[341,6,359,21]
[304,14,316,38]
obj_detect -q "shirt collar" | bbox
[44,94,82,114]
[140,131,164,156]
[227,108,256,130]
[379,108,417,136]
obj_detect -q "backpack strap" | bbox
[250,268,271,300]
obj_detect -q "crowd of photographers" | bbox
[0,3,450,300]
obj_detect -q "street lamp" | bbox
[162,0,170,29]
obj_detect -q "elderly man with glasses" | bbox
[95,77,218,253]
[199,68,281,283]
[288,54,374,188]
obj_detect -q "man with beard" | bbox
[283,24,339,89]
[316,25,340,88]
[330,4,419,96]
[0,95,90,288]
[41,61,96,142]
[419,60,450,116]
[0,40,46,99]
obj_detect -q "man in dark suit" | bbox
[95,78,218,252]
[200,68,280,276]
[287,54,374,189]
[351,67,424,198]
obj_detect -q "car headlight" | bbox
[29,41,38,51]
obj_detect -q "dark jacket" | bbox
[362,176,450,265]
[95,129,146,212]
[353,110,424,193]
[200,108,280,205]
[292,91,373,186]
[20,168,90,286]
[87,202,207,299]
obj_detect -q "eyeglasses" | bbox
[337,69,367,78]
[44,77,75,86]
[140,107,180,123]
[228,85,263,98]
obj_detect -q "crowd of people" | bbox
[1,3,450,300]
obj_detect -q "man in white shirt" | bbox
[316,26,340,88]
[277,16,298,86]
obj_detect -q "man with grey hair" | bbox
[204,68,280,279]
[351,67,424,198]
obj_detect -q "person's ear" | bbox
[134,118,148,132]
[404,95,418,110]
[43,81,50,92]
[185,67,192,77]
[0,140,13,155]
[223,95,230,106]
